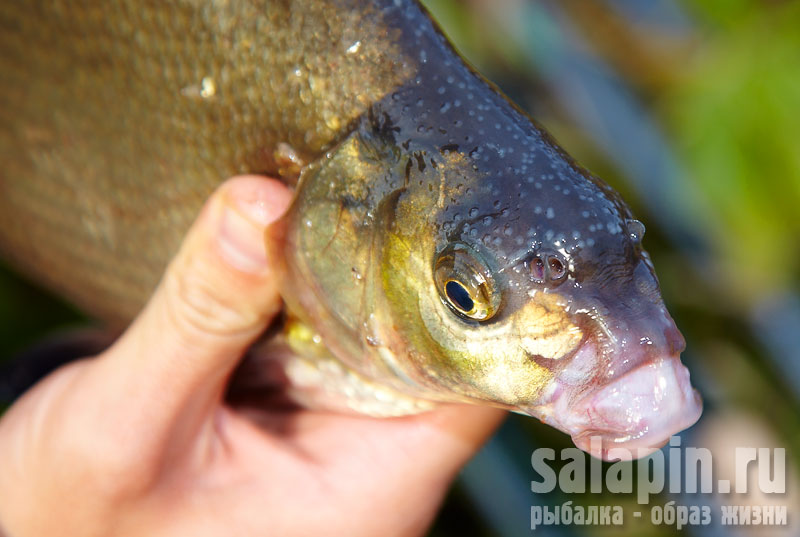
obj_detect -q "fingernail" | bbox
[226,178,286,228]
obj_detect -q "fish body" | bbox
[0,0,701,458]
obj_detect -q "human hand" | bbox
[0,176,505,537]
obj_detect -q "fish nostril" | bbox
[530,255,545,282]
[528,251,567,286]
[547,255,566,281]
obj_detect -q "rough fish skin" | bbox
[0,0,701,459]
[0,0,409,321]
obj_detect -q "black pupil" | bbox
[445,281,474,313]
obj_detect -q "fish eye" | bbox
[529,252,568,286]
[434,243,500,321]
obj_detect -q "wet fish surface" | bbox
[0,0,701,459]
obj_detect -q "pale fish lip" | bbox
[539,353,702,461]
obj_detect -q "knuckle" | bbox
[162,251,261,341]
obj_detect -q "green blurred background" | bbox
[420,1,800,535]
[1,0,798,535]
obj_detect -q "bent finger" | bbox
[89,176,292,445]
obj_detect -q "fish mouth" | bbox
[530,335,702,461]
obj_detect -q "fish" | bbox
[0,0,701,460]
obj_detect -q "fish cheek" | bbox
[405,276,559,406]
[378,200,568,406]
[514,292,584,361]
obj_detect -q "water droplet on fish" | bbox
[626,219,646,244]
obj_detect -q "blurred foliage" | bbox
[662,0,800,300]
[422,0,800,535]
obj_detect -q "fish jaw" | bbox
[535,341,702,461]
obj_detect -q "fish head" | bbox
[378,135,702,461]
[286,108,701,460]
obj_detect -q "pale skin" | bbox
[0,176,505,537]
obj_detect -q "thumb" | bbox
[91,175,292,447]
